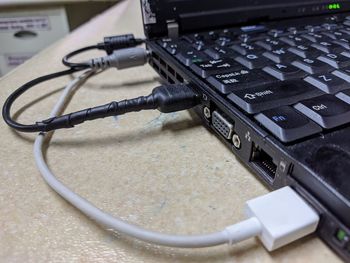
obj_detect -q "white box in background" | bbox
[0,7,69,76]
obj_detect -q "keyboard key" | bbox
[263,63,307,80]
[165,43,179,55]
[227,80,322,114]
[192,40,206,51]
[256,38,284,50]
[286,27,299,34]
[216,36,235,46]
[207,31,219,41]
[304,74,349,93]
[336,89,350,104]
[292,58,332,74]
[321,23,339,30]
[182,34,204,43]
[190,58,241,78]
[175,48,209,66]
[255,106,322,142]
[304,25,324,33]
[231,43,263,55]
[238,34,250,43]
[295,94,350,129]
[240,25,267,34]
[311,41,342,53]
[332,66,350,82]
[321,31,347,40]
[317,52,350,69]
[339,28,350,35]
[301,32,329,43]
[268,29,285,37]
[207,69,274,94]
[235,53,272,69]
[157,38,173,48]
[204,46,237,59]
[333,39,350,50]
[288,45,322,58]
[279,35,308,46]
[263,47,297,63]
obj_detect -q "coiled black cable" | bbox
[3,70,199,133]
[2,68,83,133]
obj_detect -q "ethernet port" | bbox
[250,144,277,182]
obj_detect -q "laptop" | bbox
[140,0,350,260]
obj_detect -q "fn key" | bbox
[255,106,322,143]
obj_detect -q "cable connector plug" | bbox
[242,186,319,251]
[89,47,149,70]
[35,84,199,132]
[100,34,145,55]
[153,84,199,113]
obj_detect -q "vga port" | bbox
[212,111,234,140]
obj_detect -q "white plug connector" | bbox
[244,186,319,251]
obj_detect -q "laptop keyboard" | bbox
[157,16,350,143]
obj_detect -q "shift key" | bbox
[227,80,323,114]
[190,58,241,78]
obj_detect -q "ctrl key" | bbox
[295,94,350,129]
[255,106,322,143]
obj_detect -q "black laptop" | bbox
[141,0,350,260]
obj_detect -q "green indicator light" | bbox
[328,3,341,10]
[336,229,347,242]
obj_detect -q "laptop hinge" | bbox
[167,20,179,38]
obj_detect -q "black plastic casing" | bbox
[141,0,350,261]
[141,0,350,38]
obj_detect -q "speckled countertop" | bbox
[0,0,342,262]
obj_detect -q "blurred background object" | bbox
[0,0,119,77]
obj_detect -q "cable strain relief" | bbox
[88,48,149,70]
[88,56,111,70]
[224,217,262,245]
[97,42,106,50]
[103,34,141,55]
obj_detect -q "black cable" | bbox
[62,34,145,69]
[2,68,83,133]
[62,45,102,69]
[3,83,199,133]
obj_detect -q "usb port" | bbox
[250,144,277,182]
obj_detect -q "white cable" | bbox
[33,69,319,249]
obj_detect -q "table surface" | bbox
[0,0,343,262]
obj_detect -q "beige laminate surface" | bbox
[0,0,343,262]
